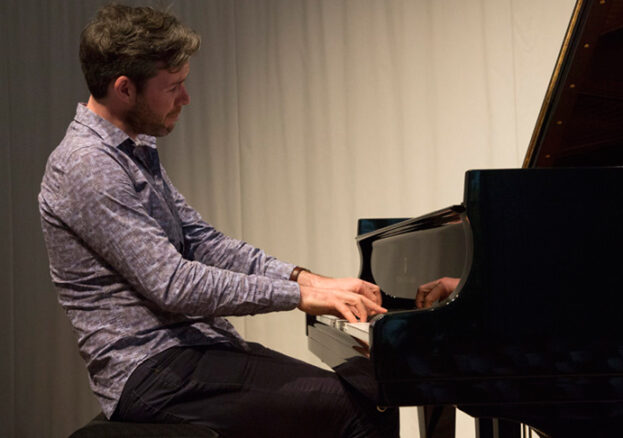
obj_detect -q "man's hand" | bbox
[295,271,386,323]
[415,277,460,309]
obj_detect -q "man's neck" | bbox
[86,96,138,140]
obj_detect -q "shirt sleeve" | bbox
[57,147,300,317]
[160,168,296,281]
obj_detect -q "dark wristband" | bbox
[289,266,310,282]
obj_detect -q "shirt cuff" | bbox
[270,279,301,311]
[264,259,297,281]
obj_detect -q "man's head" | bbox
[80,3,200,99]
[80,4,200,137]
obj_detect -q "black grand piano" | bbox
[306,0,623,436]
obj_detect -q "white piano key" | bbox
[342,322,370,343]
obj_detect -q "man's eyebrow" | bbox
[166,78,186,88]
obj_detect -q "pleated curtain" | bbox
[0,1,575,436]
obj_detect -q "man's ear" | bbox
[111,76,136,105]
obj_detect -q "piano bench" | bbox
[69,413,220,437]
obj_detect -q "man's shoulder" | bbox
[48,104,132,170]
[41,128,135,211]
[49,122,125,173]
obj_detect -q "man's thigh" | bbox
[116,343,398,438]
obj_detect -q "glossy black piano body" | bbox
[371,167,623,409]
[307,0,623,435]
[308,168,623,433]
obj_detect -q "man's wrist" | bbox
[289,266,311,283]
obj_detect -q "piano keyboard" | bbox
[316,315,370,344]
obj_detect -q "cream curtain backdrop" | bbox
[0,0,575,437]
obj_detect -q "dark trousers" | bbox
[113,343,399,438]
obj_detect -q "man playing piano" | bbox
[38,4,397,437]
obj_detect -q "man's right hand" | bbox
[297,284,387,323]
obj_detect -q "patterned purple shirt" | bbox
[38,104,300,418]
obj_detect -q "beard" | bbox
[125,96,180,138]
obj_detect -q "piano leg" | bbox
[417,405,456,438]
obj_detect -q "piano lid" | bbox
[524,0,623,168]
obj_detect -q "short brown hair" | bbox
[80,3,200,99]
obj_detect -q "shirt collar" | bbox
[74,103,157,149]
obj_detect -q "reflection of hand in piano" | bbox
[296,270,387,323]
[351,336,370,358]
[415,277,459,309]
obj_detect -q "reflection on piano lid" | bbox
[357,206,468,310]
[307,1,623,436]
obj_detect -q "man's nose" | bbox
[178,84,190,105]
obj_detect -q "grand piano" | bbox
[306,0,623,436]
